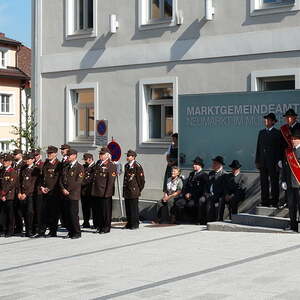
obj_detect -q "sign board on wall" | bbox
[95,120,108,146]
[179,90,300,172]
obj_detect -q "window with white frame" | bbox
[0,51,6,68]
[262,0,295,8]
[0,94,11,113]
[139,0,177,29]
[139,78,178,145]
[0,141,10,152]
[250,0,299,15]
[65,0,96,38]
[258,76,295,91]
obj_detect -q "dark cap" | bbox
[24,153,35,160]
[67,149,78,156]
[212,155,225,165]
[292,127,300,139]
[229,160,242,169]
[126,150,137,157]
[13,149,22,155]
[283,109,298,117]
[60,144,71,150]
[83,153,93,160]
[99,147,110,155]
[263,113,277,122]
[31,148,40,155]
[46,145,58,154]
[3,154,13,161]
[192,156,204,167]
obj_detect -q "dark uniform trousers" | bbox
[2,200,15,235]
[125,198,139,229]
[94,197,112,232]
[260,167,279,206]
[200,195,218,224]
[33,194,46,234]
[287,188,300,231]
[17,197,34,234]
[41,191,60,234]
[81,196,92,225]
[63,198,81,237]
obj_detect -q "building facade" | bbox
[32,0,300,201]
[0,33,31,152]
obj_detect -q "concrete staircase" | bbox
[208,206,294,234]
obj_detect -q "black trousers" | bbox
[14,197,23,233]
[40,191,60,234]
[260,166,279,206]
[64,199,81,237]
[94,197,112,232]
[125,198,139,229]
[81,196,92,225]
[198,196,217,225]
[174,198,196,222]
[287,188,300,232]
[17,196,34,234]
[218,194,244,221]
[33,194,45,234]
[2,200,15,235]
[59,194,67,228]
[91,197,99,228]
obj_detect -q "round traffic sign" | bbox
[97,120,107,136]
[107,141,122,162]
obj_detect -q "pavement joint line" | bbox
[92,242,300,300]
[0,229,201,273]
[0,238,32,246]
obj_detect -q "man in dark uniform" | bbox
[0,154,17,237]
[81,153,95,228]
[0,153,5,234]
[31,149,44,235]
[17,153,39,237]
[220,160,247,220]
[91,147,117,234]
[205,156,227,223]
[177,157,209,224]
[255,113,283,207]
[60,149,84,239]
[281,127,300,232]
[13,149,26,234]
[123,150,145,230]
[60,144,71,165]
[36,146,62,238]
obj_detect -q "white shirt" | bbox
[50,158,57,164]
[296,144,300,150]
[16,159,22,166]
[70,160,77,168]
[129,160,135,168]
[88,161,95,168]
[100,158,109,166]
[267,126,274,131]
[27,164,34,169]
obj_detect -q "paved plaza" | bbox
[0,224,300,300]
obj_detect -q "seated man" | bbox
[219,160,247,220]
[176,157,209,224]
[204,156,227,224]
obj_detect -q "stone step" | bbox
[255,206,289,218]
[207,222,295,234]
[232,213,290,230]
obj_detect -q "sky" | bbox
[0,0,31,47]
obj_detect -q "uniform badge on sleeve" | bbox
[112,172,116,177]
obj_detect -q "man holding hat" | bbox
[205,156,227,223]
[17,153,39,237]
[81,153,95,228]
[255,113,283,207]
[60,149,84,239]
[220,160,247,220]
[178,157,209,224]
[281,127,300,232]
[0,154,17,237]
[36,146,62,238]
[91,147,117,234]
[123,150,145,230]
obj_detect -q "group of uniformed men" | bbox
[0,145,145,238]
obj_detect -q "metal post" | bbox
[116,174,125,218]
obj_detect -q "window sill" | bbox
[250,3,298,16]
[65,31,96,41]
[0,112,14,116]
[139,19,177,31]
[139,141,170,149]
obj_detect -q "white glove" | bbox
[282,182,287,191]
[278,161,283,168]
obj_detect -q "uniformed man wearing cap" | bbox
[91,147,117,234]
[0,154,17,237]
[283,109,300,136]
[281,127,300,232]
[13,149,26,234]
[123,150,145,230]
[35,146,63,238]
[177,157,209,224]
[60,144,71,166]
[81,153,95,228]
[255,113,284,207]
[17,153,40,237]
[219,160,247,220]
[59,149,84,239]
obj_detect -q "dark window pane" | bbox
[164,0,173,17]
[263,80,295,91]
[79,0,84,30]
[150,85,173,100]
[87,0,93,28]
[149,105,161,139]
[165,106,173,137]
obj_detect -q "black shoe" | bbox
[33,233,46,238]
[25,232,34,238]
[46,232,57,238]
[63,234,72,239]
[82,222,91,229]
[0,233,5,237]
[71,235,81,239]
[5,233,13,238]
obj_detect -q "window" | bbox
[139,77,178,146]
[258,76,295,91]
[139,0,177,29]
[0,51,6,68]
[250,0,299,15]
[65,0,96,39]
[66,82,98,144]
[73,89,94,140]
[0,94,11,113]
[0,141,10,152]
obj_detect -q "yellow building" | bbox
[0,33,31,152]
